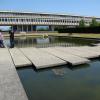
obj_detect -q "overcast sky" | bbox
[0,0,100,17]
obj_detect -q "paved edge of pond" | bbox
[0,48,28,100]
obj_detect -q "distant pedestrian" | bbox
[9,30,14,48]
[0,32,4,48]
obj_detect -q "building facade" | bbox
[0,11,100,32]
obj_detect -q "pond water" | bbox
[5,36,100,100]
[17,59,100,100]
[4,36,98,48]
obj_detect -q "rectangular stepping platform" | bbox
[40,47,90,66]
[80,46,100,55]
[9,48,32,67]
[20,48,66,69]
[55,46,99,58]
[69,46,100,58]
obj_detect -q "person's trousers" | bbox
[10,39,14,48]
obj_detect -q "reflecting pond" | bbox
[5,35,100,100]
[4,36,99,48]
[17,59,100,100]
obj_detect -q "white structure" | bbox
[0,11,100,32]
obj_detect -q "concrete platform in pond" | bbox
[0,48,28,100]
[92,43,100,46]
[20,48,66,69]
[9,48,32,67]
[40,47,90,65]
[79,46,100,55]
[55,47,99,58]
[69,46,100,58]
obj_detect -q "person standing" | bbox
[9,30,14,48]
[0,32,4,48]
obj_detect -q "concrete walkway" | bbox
[20,48,66,69]
[0,48,28,100]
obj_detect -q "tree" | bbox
[90,18,99,27]
[79,19,85,27]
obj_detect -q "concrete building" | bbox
[0,11,100,32]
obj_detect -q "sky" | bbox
[0,0,100,17]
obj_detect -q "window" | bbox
[2,18,4,21]
[5,18,7,22]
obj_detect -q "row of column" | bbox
[11,25,55,32]
[12,25,36,32]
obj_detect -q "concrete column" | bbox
[23,25,27,32]
[11,26,14,31]
[19,25,22,32]
[17,25,18,32]
[18,25,22,32]
[49,26,55,31]
[31,25,33,32]
[27,25,31,32]
[27,25,28,32]
[22,25,23,32]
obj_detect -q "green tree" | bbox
[79,19,85,27]
[90,18,99,27]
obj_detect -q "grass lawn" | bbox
[72,33,100,38]
[3,32,59,38]
[3,32,100,39]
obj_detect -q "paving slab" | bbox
[40,47,90,65]
[80,46,100,55]
[55,46,99,58]
[20,48,66,69]
[67,46,100,58]
[9,48,32,67]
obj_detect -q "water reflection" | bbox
[52,68,66,76]
[4,36,98,48]
[17,60,100,100]
[36,38,50,44]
